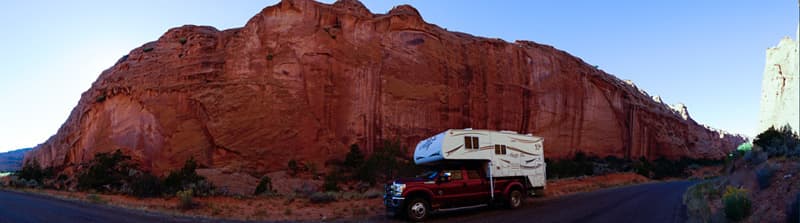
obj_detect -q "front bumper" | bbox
[384,196,406,216]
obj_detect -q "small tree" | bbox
[287,159,298,176]
[344,144,364,169]
[254,176,273,195]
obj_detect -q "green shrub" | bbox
[722,186,751,221]
[344,144,364,169]
[77,149,136,192]
[95,94,107,103]
[17,160,51,184]
[266,53,274,61]
[254,176,273,195]
[287,159,298,176]
[143,47,154,52]
[177,189,194,210]
[754,126,800,157]
[683,181,715,222]
[129,172,162,198]
[163,157,212,196]
[179,37,187,45]
[323,172,341,192]
[755,164,776,190]
[354,140,420,184]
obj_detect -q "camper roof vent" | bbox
[500,130,518,134]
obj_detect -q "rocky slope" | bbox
[26,0,745,179]
[0,148,32,172]
[759,25,799,134]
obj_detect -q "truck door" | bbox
[434,169,468,208]
[463,168,490,206]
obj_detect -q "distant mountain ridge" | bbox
[0,148,32,172]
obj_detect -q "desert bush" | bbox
[163,157,212,196]
[176,189,194,210]
[178,37,187,45]
[17,160,52,185]
[354,140,421,184]
[323,172,341,192]
[683,181,715,222]
[755,164,776,190]
[788,193,800,223]
[722,186,751,221]
[344,144,364,169]
[77,149,137,192]
[254,176,274,195]
[754,126,800,157]
[129,172,162,198]
[743,150,768,165]
[143,47,154,52]
[309,192,337,203]
[287,159,298,176]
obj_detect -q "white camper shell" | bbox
[414,129,547,191]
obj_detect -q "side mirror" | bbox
[438,172,452,182]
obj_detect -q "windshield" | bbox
[415,170,439,179]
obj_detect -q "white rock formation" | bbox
[758,24,800,134]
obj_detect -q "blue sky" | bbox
[0,1,797,152]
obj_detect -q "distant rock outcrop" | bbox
[25,0,745,183]
[0,148,32,172]
[759,25,800,134]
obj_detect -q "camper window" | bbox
[495,145,507,155]
[464,136,479,150]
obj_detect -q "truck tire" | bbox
[405,197,430,222]
[507,189,523,209]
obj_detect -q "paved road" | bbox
[0,190,230,223]
[0,181,693,223]
[388,181,694,223]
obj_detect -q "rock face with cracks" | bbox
[25,0,745,188]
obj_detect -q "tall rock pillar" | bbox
[758,23,800,134]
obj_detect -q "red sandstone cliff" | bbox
[25,0,745,178]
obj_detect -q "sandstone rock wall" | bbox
[25,0,745,178]
[759,25,800,134]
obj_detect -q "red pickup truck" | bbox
[384,162,529,221]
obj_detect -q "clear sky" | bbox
[0,1,797,152]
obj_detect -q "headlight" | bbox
[390,183,406,196]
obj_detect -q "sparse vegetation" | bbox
[722,186,751,221]
[179,37,187,45]
[755,164,776,190]
[266,53,274,61]
[683,180,723,222]
[143,47,154,52]
[323,171,341,192]
[95,93,107,103]
[354,140,421,184]
[753,125,800,157]
[17,160,53,185]
[344,144,364,169]
[163,157,213,196]
[77,149,137,192]
[287,159,298,176]
[254,176,274,195]
[129,172,162,198]
[86,193,105,204]
[176,189,194,210]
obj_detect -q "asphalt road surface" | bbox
[0,190,230,223]
[0,181,694,223]
[401,181,695,223]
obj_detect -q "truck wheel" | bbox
[507,189,523,209]
[405,198,430,222]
